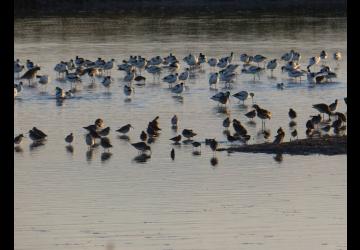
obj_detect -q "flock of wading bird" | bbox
[14,49,346,163]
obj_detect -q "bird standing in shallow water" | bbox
[288,108,297,120]
[245,110,256,121]
[14,134,25,145]
[65,133,73,145]
[100,137,113,152]
[131,142,152,154]
[116,124,133,134]
[209,139,218,155]
[140,131,147,141]
[170,135,182,144]
[171,115,178,128]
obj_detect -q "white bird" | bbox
[171,82,184,95]
[232,91,249,104]
[209,72,219,89]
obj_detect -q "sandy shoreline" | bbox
[217,135,347,155]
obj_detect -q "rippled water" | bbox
[14,14,347,250]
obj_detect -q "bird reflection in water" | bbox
[29,141,45,150]
[101,152,112,162]
[273,153,283,163]
[86,149,94,163]
[118,135,130,140]
[133,153,151,163]
[14,146,23,153]
[172,95,184,103]
[66,145,74,154]
[210,157,218,166]
[213,106,229,115]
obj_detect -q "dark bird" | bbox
[273,130,285,144]
[170,135,182,143]
[171,115,178,127]
[85,133,95,149]
[227,134,239,142]
[245,110,256,121]
[335,112,346,123]
[329,99,338,112]
[223,117,231,129]
[192,141,201,151]
[233,119,247,136]
[147,124,158,137]
[140,131,147,141]
[331,118,342,129]
[29,129,46,142]
[253,104,271,129]
[32,127,47,138]
[288,108,297,119]
[89,129,101,139]
[263,130,271,139]
[65,133,73,145]
[277,127,284,135]
[306,128,313,137]
[344,97,347,105]
[134,75,146,83]
[291,129,298,140]
[312,103,331,120]
[131,142,152,154]
[182,129,197,139]
[209,139,218,154]
[100,137,113,152]
[239,134,251,143]
[14,134,24,145]
[310,114,322,127]
[306,119,315,130]
[171,148,175,160]
[116,124,133,134]
[321,125,331,132]
[289,121,297,127]
[20,66,41,85]
[98,127,110,137]
[83,124,98,132]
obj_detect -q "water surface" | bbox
[14,15,347,250]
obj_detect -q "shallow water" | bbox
[14,15,347,250]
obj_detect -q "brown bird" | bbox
[14,134,25,145]
[253,104,271,129]
[20,66,41,86]
[329,99,338,112]
[170,135,182,143]
[182,129,197,139]
[140,131,147,141]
